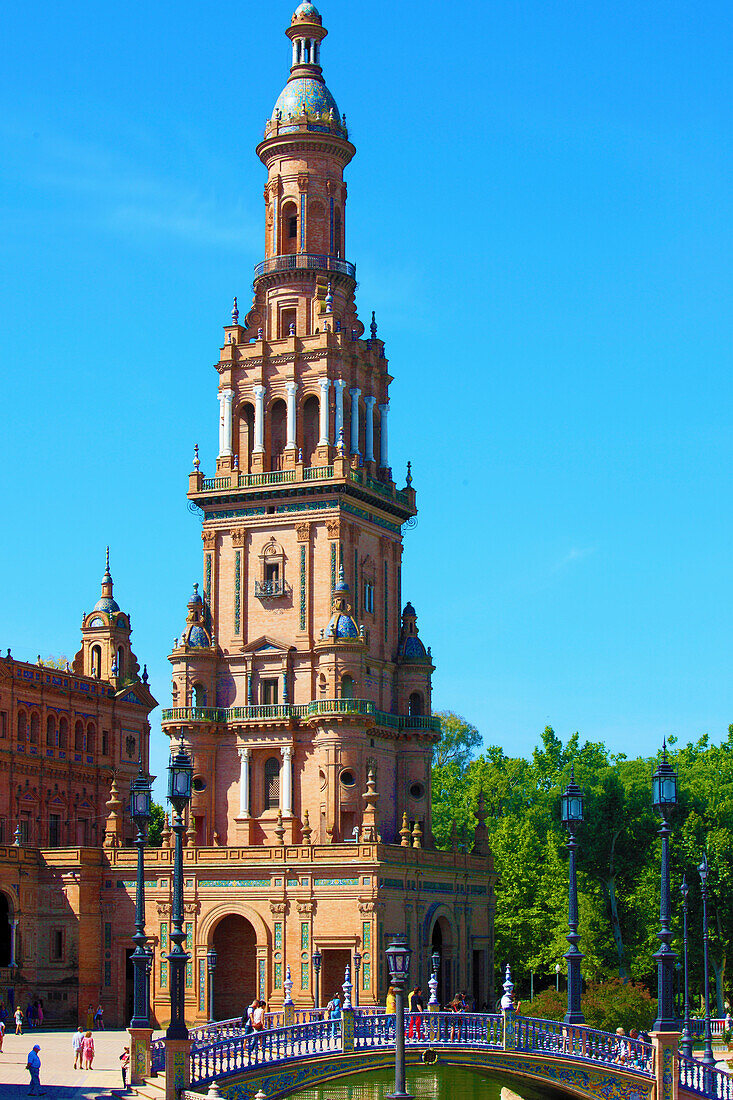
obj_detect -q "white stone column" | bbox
[349,388,361,454]
[238,747,251,817]
[364,396,376,462]
[10,919,17,966]
[285,381,298,449]
[318,378,331,445]
[334,379,347,444]
[378,402,389,468]
[281,746,293,816]
[253,385,266,453]
[218,388,234,457]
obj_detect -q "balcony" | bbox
[161,699,441,733]
[254,579,288,599]
[254,253,356,281]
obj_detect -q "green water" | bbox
[290,1064,550,1099]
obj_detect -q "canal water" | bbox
[290,1064,551,1099]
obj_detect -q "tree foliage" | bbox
[431,714,733,1010]
[147,801,165,848]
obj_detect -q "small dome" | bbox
[292,2,322,24]
[403,602,417,618]
[328,612,360,639]
[189,583,203,606]
[187,625,210,649]
[273,77,340,134]
[403,636,427,659]
[94,596,120,613]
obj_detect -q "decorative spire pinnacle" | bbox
[301,808,312,845]
[325,281,333,312]
[231,296,239,325]
[362,768,380,841]
[406,461,412,487]
[400,812,411,847]
[193,443,200,471]
[336,426,345,456]
[370,311,377,339]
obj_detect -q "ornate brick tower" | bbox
[153,3,496,1019]
[164,0,436,850]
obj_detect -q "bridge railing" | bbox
[679,1054,733,1099]
[190,1019,339,1083]
[189,1005,384,1046]
[516,1015,654,1075]
[151,1037,165,1073]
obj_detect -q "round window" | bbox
[192,776,207,793]
[409,782,425,800]
[340,770,356,787]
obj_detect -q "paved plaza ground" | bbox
[0,1027,156,1099]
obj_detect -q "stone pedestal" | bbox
[128,1027,153,1085]
[164,1037,192,1100]
[341,1006,355,1052]
[650,1031,680,1100]
[502,1008,517,1051]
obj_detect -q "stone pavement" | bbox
[0,1027,159,1099]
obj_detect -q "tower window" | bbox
[288,215,298,239]
[280,308,296,338]
[265,562,280,585]
[46,714,56,748]
[30,713,40,744]
[364,582,375,614]
[91,645,101,678]
[261,679,279,705]
[59,717,68,750]
[264,756,281,809]
[408,692,423,717]
[50,928,64,960]
[17,711,26,742]
[49,814,60,848]
[192,683,207,708]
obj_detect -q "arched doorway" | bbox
[0,894,12,966]
[212,915,257,1020]
[430,914,453,1007]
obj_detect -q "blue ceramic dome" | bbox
[292,1,322,22]
[403,636,427,659]
[273,77,340,133]
[189,584,203,606]
[187,625,210,648]
[94,596,119,613]
[328,612,360,639]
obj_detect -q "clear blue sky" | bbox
[1,1,731,793]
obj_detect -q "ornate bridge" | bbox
[146,1010,733,1100]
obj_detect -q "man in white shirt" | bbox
[72,1026,84,1069]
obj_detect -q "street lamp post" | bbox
[129,765,153,1028]
[312,947,322,1013]
[561,767,585,1025]
[166,738,193,1041]
[353,951,362,1008]
[385,935,414,1100]
[698,855,715,1067]
[555,963,561,993]
[207,947,218,1022]
[680,876,692,1058]
[428,950,440,1008]
[144,945,154,1023]
[651,741,678,1031]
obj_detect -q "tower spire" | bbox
[102,547,113,599]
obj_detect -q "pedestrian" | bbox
[120,1046,130,1090]
[72,1026,84,1069]
[81,1030,95,1070]
[449,995,464,1042]
[85,1004,94,1031]
[327,991,342,1041]
[385,985,396,1041]
[615,1027,629,1064]
[0,1016,5,1052]
[36,1001,43,1029]
[252,999,266,1051]
[15,1005,24,1034]
[26,1043,44,1095]
[94,1004,104,1030]
[26,1002,35,1030]
[408,985,424,1040]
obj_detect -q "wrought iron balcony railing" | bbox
[254,579,288,599]
[161,699,441,733]
[254,253,356,280]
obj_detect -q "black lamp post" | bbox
[206,947,218,1022]
[166,737,193,1041]
[698,855,715,1067]
[429,950,440,1008]
[680,876,692,1058]
[353,950,362,1008]
[385,935,413,1100]
[651,741,678,1031]
[144,945,154,1023]
[129,764,153,1028]
[312,947,322,1012]
[561,767,585,1025]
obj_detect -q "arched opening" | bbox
[17,711,26,743]
[334,206,342,258]
[318,673,327,697]
[430,915,453,1007]
[372,408,381,468]
[270,399,287,471]
[280,199,298,256]
[58,717,68,750]
[75,720,84,753]
[0,894,11,966]
[91,645,102,678]
[302,394,320,466]
[237,402,255,474]
[46,715,56,748]
[212,915,257,1020]
[408,692,423,717]
[308,200,325,254]
[86,722,96,754]
[30,713,40,744]
[116,647,125,678]
[264,756,280,810]
[341,674,354,699]
[192,683,207,708]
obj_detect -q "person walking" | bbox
[384,985,397,1042]
[408,986,424,1040]
[94,1004,104,1030]
[120,1045,130,1090]
[72,1026,84,1069]
[252,1000,266,1051]
[26,1002,35,1030]
[81,1030,95,1070]
[15,1005,24,1035]
[327,991,342,1042]
[0,1016,6,1052]
[36,1001,43,1030]
[26,1043,44,1095]
[85,1004,94,1031]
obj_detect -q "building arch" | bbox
[197,901,270,949]
[425,904,456,1005]
[91,645,102,678]
[58,716,68,750]
[264,756,280,810]
[74,720,84,752]
[192,683,207,708]
[0,891,13,966]
[408,691,423,717]
[17,710,26,743]
[86,721,96,754]
[236,401,255,474]
[29,712,40,744]
[301,393,320,466]
[46,714,56,747]
[269,398,287,470]
[280,198,298,256]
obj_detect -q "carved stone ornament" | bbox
[269,177,282,198]
[297,173,309,191]
[296,900,316,916]
[296,522,311,543]
[156,902,170,918]
[358,899,384,916]
[202,529,217,550]
[348,523,358,543]
[270,900,288,917]
[183,901,200,916]
[231,528,247,547]
[326,519,341,540]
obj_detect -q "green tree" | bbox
[148,802,165,847]
[432,711,482,769]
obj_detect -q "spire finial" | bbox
[232,296,239,325]
[193,443,200,471]
[406,461,412,487]
[325,281,333,312]
[370,311,377,339]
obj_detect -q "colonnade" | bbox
[237,744,293,817]
[218,380,389,468]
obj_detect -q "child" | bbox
[120,1046,130,1090]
